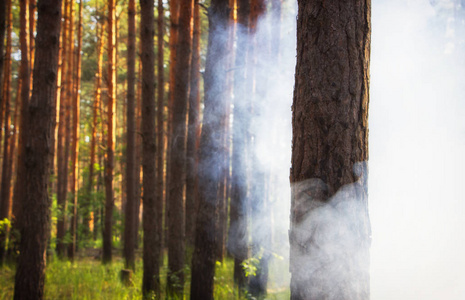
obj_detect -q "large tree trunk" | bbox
[166,0,192,296]
[103,0,117,264]
[123,0,137,271]
[140,0,160,297]
[68,0,83,260]
[190,1,230,299]
[185,0,201,248]
[228,0,250,289]
[290,1,371,299]
[0,0,12,264]
[13,0,61,298]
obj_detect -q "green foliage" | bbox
[0,218,11,235]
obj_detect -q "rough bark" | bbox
[290,1,371,299]
[140,0,160,297]
[228,0,250,289]
[13,0,61,298]
[103,0,117,264]
[190,1,230,299]
[123,0,136,271]
[166,0,192,296]
[185,0,201,248]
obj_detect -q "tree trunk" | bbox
[0,0,12,264]
[103,0,117,264]
[190,1,230,299]
[228,0,250,289]
[140,0,160,297]
[68,0,83,260]
[185,0,201,248]
[166,0,192,296]
[156,0,165,258]
[55,0,69,258]
[13,0,61,298]
[290,1,371,299]
[123,0,137,271]
[12,0,31,244]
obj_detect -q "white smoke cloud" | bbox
[371,0,465,299]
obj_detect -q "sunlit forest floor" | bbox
[0,250,290,299]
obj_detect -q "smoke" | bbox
[370,0,465,299]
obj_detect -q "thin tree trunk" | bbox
[140,0,160,297]
[190,1,230,299]
[164,0,179,253]
[68,0,83,260]
[228,0,250,289]
[55,0,69,258]
[134,48,142,248]
[12,0,31,239]
[0,0,12,264]
[166,0,192,296]
[185,0,201,248]
[103,0,117,264]
[123,0,137,271]
[13,0,61,298]
[0,0,6,150]
[156,0,165,259]
[290,1,371,299]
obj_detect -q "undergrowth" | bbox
[0,252,289,299]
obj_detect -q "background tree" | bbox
[123,0,137,272]
[140,0,160,297]
[103,0,117,264]
[290,1,371,299]
[166,0,192,296]
[13,0,62,297]
[190,1,230,299]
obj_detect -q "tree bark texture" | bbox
[13,0,61,298]
[167,0,192,296]
[124,0,137,271]
[228,0,250,289]
[140,0,160,297]
[290,1,371,299]
[103,0,117,264]
[190,1,229,299]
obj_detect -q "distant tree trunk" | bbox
[135,50,142,248]
[55,0,69,258]
[165,0,179,252]
[0,0,12,264]
[248,1,271,297]
[123,0,136,271]
[228,0,250,289]
[190,1,230,299]
[12,0,31,239]
[103,0,117,264]
[290,1,371,299]
[68,0,83,260]
[13,0,61,298]
[156,0,165,258]
[166,0,192,296]
[140,0,160,297]
[185,0,201,248]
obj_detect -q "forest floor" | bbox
[0,248,290,299]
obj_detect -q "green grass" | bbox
[0,252,290,299]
